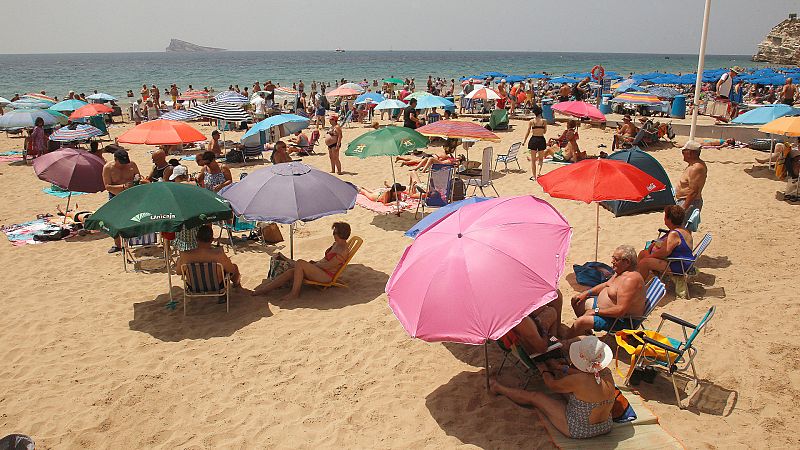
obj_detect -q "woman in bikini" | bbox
[636,205,694,280]
[252,222,351,300]
[522,104,548,180]
[325,114,343,174]
[490,336,616,440]
[359,182,406,204]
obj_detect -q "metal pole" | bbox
[390,156,401,215]
[689,0,712,141]
[484,340,490,392]
[165,239,173,302]
[63,191,72,226]
[595,203,600,261]
[289,222,294,259]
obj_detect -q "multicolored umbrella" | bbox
[0,109,57,130]
[219,162,357,257]
[178,90,210,101]
[10,98,54,109]
[49,124,104,142]
[69,103,113,120]
[49,99,88,112]
[552,101,606,122]
[386,195,572,387]
[242,114,310,146]
[23,93,56,102]
[33,148,105,222]
[465,87,502,100]
[117,119,207,145]
[611,92,663,105]
[415,120,500,142]
[538,159,666,259]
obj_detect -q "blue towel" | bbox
[180,155,196,161]
[42,187,87,198]
[0,150,23,156]
[573,262,614,287]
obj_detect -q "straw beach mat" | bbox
[539,389,684,449]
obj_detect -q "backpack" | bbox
[450,178,466,201]
[225,149,244,163]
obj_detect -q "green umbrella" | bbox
[404,91,433,100]
[44,110,70,126]
[345,126,429,213]
[85,182,233,238]
[382,78,404,84]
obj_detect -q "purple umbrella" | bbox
[33,148,105,224]
[220,161,357,257]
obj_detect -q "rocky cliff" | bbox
[166,39,225,53]
[753,14,800,65]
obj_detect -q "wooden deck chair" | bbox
[180,262,230,315]
[123,232,161,272]
[659,232,712,299]
[599,278,667,333]
[465,147,499,197]
[629,306,716,408]
[494,141,522,172]
[303,236,362,289]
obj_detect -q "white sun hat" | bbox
[569,336,613,383]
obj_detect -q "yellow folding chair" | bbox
[304,236,362,289]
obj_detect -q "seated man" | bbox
[611,115,637,150]
[566,245,645,338]
[176,224,242,288]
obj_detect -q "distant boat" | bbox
[335,48,345,53]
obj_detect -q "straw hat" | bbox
[731,66,745,74]
[569,336,612,380]
[681,140,702,152]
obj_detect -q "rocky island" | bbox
[166,39,226,53]
[752,13,799,66]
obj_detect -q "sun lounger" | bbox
[180,262,230,315]
[304,236,363,289]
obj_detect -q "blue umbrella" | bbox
[404,197,491,238]
[219,162,357,257]
[242,114,310,146]
[731,104,800,125]
[526,74,549,79]
[374,99,408,110]
[676,74,698,85]
[86,93,116,102]
[413,95,455,110]
[355,92,385,105]
[9,99,53,109]
[0,109,57,130]
[49,99,88,112]
[549,77,577,84]
[480,71,508,78]
[504,75,527,83]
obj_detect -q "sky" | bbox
[1,0,796,55]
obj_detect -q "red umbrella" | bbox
[69,103,113,120]
[552,101,606,122]
[33,148,106,224]
[538,159,666,259]
[117,119,206,145]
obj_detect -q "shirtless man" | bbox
[612,115,637,150]
[177,224,242,289]
[209,130,222,156]
[566,245,645,338]
[103,149,141,253]
[148,147,171,182]
[674,140,707,227]
[558,83,572,102]
[780,78,796,106]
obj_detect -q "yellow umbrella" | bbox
[759,116,800,137]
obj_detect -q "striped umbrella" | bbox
[415,120,500,142]
[10,98,54,109]
[190,102,249,122]
[274,86,299,96]
[179,90,210,101]
[50,124,105,142]
[214,91,249,104]
[23,93,57,102]
[160,109,200,121]
[49,99,88,112]
[465,87,502,100]
[611,92,663,105]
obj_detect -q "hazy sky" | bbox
[2,0,796,54]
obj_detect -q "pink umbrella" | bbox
[552,101,606,122]
[386,196,572,386]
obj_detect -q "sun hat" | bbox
[169,165,188,180]
[681,140,702,152]
[569,336,613,383]
[731,66,744,74]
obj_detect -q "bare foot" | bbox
[279,293,299,302]
[488,376,502,396]
[251,288,270,297]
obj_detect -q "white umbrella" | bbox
[374,99,408,110]
[0,97,11,106]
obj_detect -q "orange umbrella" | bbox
[759,116,800,137]
[415,120,500,142]
[117,119,206,145]
[69,103,113,120]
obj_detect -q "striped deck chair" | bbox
[304,236,362,289]
[493,141,522,173]
[123,232,161,272]
[180,262,230,315]
[599,277,667,333]
[659,232,712,299]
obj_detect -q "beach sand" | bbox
[0,116,797,449]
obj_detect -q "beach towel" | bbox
[2,218,75,246]
[573,262,614,287]
[0,155,23,163]
[356,194,419,214]
[180,155,196,161]
[0,150,23,156]
[539,389,684,449]
[42,187,88,198]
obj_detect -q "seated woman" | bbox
[271,141,293,164]
[547,120,586,163]
[636,205,693,279]
[490,336,616,439]
[359,182,407,204]
[252,222,351,300]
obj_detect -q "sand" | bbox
[0,115,797,449]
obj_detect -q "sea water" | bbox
[0,51,755,101]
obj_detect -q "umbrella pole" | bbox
[484,340,490,392]
[63,191,72,226]
[768,135,775,170]
[290,222,294,259]
[390,156,401,216]
[165,240,173,302]
[595,203,600,261]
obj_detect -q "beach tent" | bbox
[600,147,675,216]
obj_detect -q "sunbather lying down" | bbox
[359,181,423,204]
[57,205,92,225]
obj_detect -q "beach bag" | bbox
[611,388,637,423]
[614,329,677,379]
[225,149,244,163]
[267,256,292,280]
[0,434,35,450]
[450,178,466,201]
[260,223,284,244]
[573,262,613,287]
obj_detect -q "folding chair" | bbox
[242,144,264,161]
[304,236,362,289]
[465,147,499,197]
[340,110,354,128]
[414,163,453,218]
[122,232,161,272]
[180,262,231,315]
[219,172,259,253]
[600,278,667,333]
[659,232,712,299]
[628,306,716,408]
[496,337,563,389]
[493,141,522,172]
